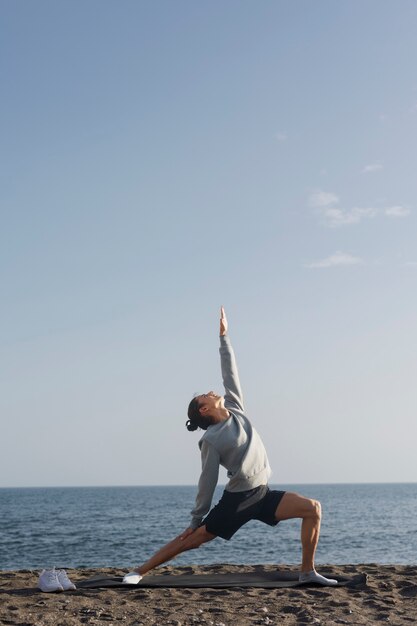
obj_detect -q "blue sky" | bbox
[1,1,416,487]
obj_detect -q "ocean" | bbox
[0,483,416,571]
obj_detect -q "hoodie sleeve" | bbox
[190,440,220,529]
[219,334,244,411]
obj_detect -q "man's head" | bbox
[186,391,225,431]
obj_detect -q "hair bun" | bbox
[186,419,198,432]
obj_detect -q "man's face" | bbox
[196,391,224,414]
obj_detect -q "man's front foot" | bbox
[123,570,142,585]
[299,569,338,586]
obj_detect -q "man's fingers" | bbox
[220,306,228,336]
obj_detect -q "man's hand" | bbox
[179,527,195,541]
[220,306,228,336]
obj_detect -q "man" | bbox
[123,307,337,586]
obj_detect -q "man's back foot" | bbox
[123,571,142,585]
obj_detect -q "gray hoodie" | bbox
[190,334,271,529]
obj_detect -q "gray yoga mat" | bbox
[77,570,367,589]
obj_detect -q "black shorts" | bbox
[200,485,286,540]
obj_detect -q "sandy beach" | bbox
[1,563,416,626]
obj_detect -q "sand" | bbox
[1,563,416,626]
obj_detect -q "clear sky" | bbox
[1,1,416,487]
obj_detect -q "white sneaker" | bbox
[38,568,64,592]
[57,569,76,590]
[299,569,338,586]
[123,571,142,585]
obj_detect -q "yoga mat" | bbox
[77,570,367,589]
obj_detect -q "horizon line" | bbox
[1,481,416,489]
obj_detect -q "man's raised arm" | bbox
[219,307,244,411]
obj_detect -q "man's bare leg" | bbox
[275,492,337,586]
[124,526,216,582]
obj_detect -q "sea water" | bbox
[0,483,416,570]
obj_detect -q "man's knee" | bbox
[184,526,215,550]
[309,499,321,520]
[300,497,322,520]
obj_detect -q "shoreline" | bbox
[1,563,416,625]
